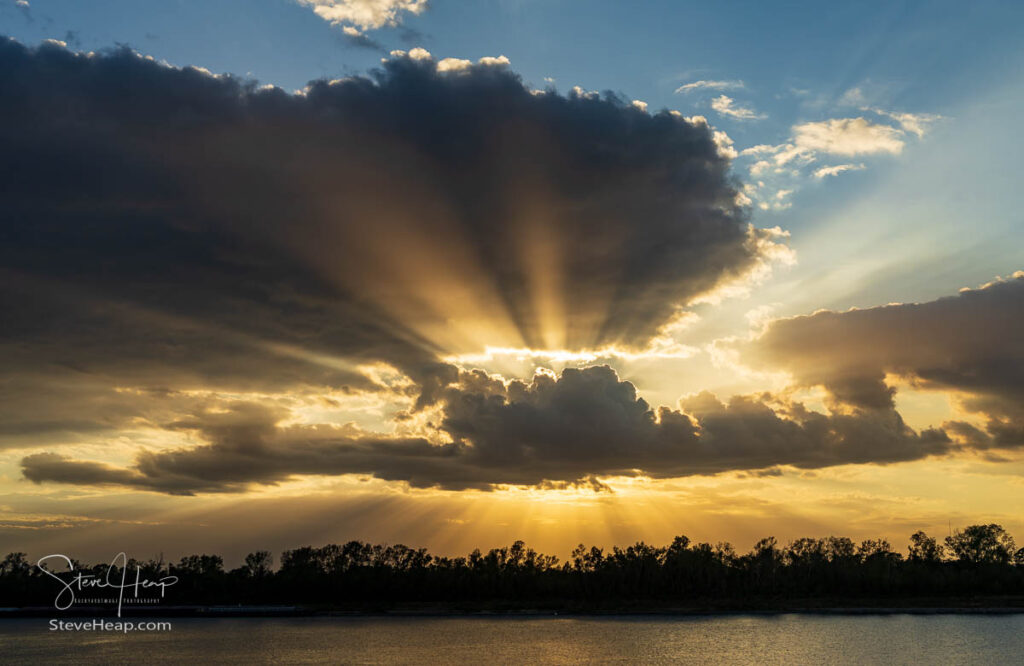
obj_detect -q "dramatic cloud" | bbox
[710,95,763,120]
[674,79,744,94]
[0,39,785,452]
[745,273,1024,447]
[21,366,955,494]
[295,0,426,31]
[2,40,980,499]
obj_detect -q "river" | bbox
[2,614,1022,664]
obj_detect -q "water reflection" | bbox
[1,614,1022,664]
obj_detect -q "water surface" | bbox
[2,614,1022,664]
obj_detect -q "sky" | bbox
[0,0,1022,565]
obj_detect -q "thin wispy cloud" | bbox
[864,107,942,138]
[743,118,908,175]
[674,79,744,94]
[734,113,932,210]
[839,85,943,139]
[813,163,866,179]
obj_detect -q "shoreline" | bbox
[5,601,1024,618]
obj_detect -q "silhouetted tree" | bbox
[1,552,30,576]
[945,524,1016,564]
[244,551,273,578]
[908,531,944,563]
[6,524,1024,609]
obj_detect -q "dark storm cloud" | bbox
[0,38,766,447]
[745,273,1024,447]
[6,37,1014,493]
[21,366,955,494]
[22,398,474,495]
[435,366,951,482]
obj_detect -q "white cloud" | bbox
[791,117,904,156]
[737,119,899,208]
[15,0,29,6]
[712,130,738,160]
[758,200,792,212]
[674,79,744,94]
[864,108,942,138]
[631,100,648,112]
[710,95,764,120]
[478,55,510,68]
[436,57,472,72]
[813,163,866,179]
[744,144,814,172]
[434,55,510,73]
[386,47,431,60]
[742,115,924,175]
[756,189,793,211]
[736,118,899,209]
[769,144,803,167]
[730,88,938,214]
[296,0,426,31]
[749,160,772,176]
[739,144,778,157]
[571,85,599,100]
[669,114,735,159]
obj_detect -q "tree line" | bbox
[3,524,1024,608]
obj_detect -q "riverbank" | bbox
[5,597,1024,617]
